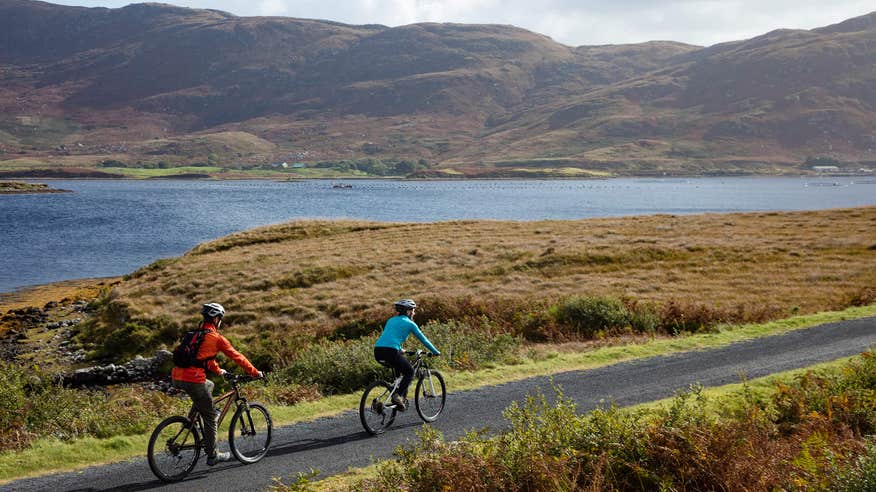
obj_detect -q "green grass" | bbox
[1,304,874,484]
[107,166,224,178]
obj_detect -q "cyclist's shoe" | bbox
[391,393,407,411]
[206,451,231,466]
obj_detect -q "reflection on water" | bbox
[1,177,874,292]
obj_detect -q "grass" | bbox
[106,166,224,178]
[1,304,874,484]
[82,207,876,369]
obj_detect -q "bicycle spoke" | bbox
[229,403,272,463]
[360,381,396,435]
[148,416,200,482]
[415,370,446,422]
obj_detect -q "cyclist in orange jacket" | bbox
[171,302,263,466]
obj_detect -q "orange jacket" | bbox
[171,322,259,383]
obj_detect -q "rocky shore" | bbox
[0,180,71,194]
[1,282,176,392]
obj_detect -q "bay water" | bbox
[1,177,874,293]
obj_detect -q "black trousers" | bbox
[374,347,414,397]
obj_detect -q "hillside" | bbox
[1,1,875,176]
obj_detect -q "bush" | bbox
[277,321,522,395]
[829,439,876,492]
[426,321,522,369]
[358,353,876,491]
[417,295,552,340]
[554,296,630,336]
[0,362,185,451]
[278,337,383,395]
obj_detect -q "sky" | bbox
[47,0,875,47]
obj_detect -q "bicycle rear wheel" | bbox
[147,416,201,482]
[415,370,446,422]
[359,380,397,435]
[229,402,272,463]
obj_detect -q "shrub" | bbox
[277,321,522,395]
[0,362,186,452]
[554,296,630,336]
[358,353,876,491]
[426,321,522,369]
[659,299,726,334]
[278,337,382,395]
[828,438,876,492]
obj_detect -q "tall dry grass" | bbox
[77,207,876,364]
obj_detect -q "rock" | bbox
[62,349,175,387]
[72,301,90,313]
[1,307,49,329]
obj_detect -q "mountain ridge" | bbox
[1,0,874,177]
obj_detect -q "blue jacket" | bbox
[374,315,440,355]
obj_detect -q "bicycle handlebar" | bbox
[224,373,266,383]
[404,350,439,357]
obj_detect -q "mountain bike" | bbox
[359,349,446,435]
[147,373,272,482]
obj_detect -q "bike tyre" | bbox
[359,380,397,435]
[147,415,201,482]
[415,369,446,422]
[229,402,272,463]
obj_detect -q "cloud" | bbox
[46,0,876,46]
[257,0,289,16]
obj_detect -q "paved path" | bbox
[5,316,875,492]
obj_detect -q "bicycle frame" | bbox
[186,379,249,440]
[383,351,434,401]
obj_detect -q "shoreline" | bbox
[0,277,119,313]
[2,173,874,183]
[0,181,72,194]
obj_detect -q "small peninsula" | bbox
[0,181,71,194]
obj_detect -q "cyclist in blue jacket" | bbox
[374,299,440,410]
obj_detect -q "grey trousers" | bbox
[173,379,218,457]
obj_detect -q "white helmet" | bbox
[201,302,225,319]
[394,299,417,313]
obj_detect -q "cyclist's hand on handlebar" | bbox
[219,368,228,376]
[256,370,265,378]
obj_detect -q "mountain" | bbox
[1,0,874,177]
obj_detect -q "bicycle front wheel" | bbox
[229,402,272,463]
[147,416,201,482]
[415,369,446,422]
[359,380,397,435]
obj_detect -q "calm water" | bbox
[1,177,874,293]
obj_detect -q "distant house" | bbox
[271,161,289,168]
[812,165,839,172]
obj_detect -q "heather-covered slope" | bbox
[1,1,874,176]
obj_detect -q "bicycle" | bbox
[359,349,446,435]
[147,373,272,482]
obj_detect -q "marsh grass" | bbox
[69,207,876,384]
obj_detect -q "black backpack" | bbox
[172,327,211,368]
